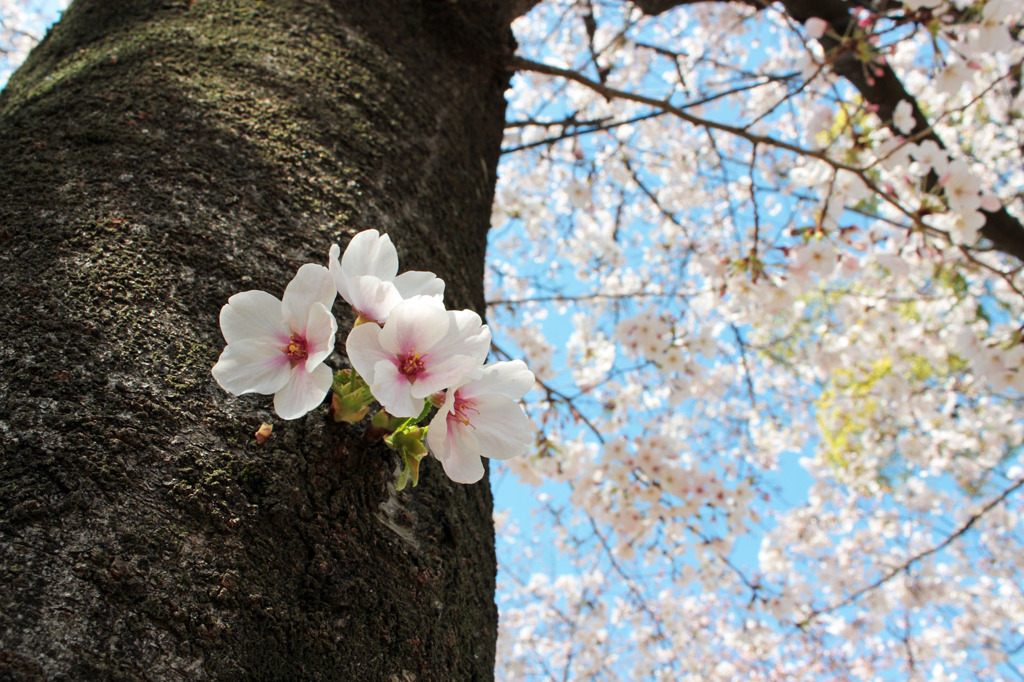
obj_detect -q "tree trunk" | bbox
[0,1,514,679]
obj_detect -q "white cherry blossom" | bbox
[942,159,983,214]
[793,238,836,277]
[329,229,444,324]
[804,17,828,39]
[910,140,949,176]
[924,210,984,245]
[426,360,535,483]
[212,264,338,419]
[346,296,490,417]
[934,60,973,95]
[893,99,915,134]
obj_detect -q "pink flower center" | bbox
[399,351,426,378]
[283,334,308,367]
[449,394,479,429]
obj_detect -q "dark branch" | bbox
[631,0,761,14]
[796,476,1024,627]
[627,0,1024,263]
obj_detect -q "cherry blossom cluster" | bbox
[491,0,1024,679]
[211,229,534,486]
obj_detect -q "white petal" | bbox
[468,395,533,460]
[304,302,338,370]
[393,270,445,300]
[462,360,534,400]
[441,449,485,484]
[274,362,333,419]
[342,230,399,281]
[435,309,491,365]
[328,243,350,302]
[347,276,403,323]
[345,323,392,385]
[378,296,449,355]
[220,290,287,344]
[440,427,486,483]
[448,308,484,336]
[426,394,487,483]
[370,360,421,417]
[282,264,336,335]
[212,338,292,395]
[426,391,457,452]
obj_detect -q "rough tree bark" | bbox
[0,0,516,679]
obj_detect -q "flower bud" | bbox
[387,425,430,490]
[255,422,273,444]
[331,392,370,422]
[331,369,375,422]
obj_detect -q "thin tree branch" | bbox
[797,476,1024,628]
[617,0,1024,261]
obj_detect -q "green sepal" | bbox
[331,369,375,422]
[386,426,429,490]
